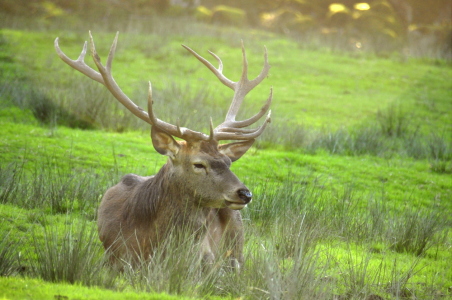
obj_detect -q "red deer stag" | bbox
[54,32,272,269]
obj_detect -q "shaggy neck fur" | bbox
[122,162,210,236]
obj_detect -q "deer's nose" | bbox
[237,189,252,204]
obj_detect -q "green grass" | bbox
[0,276,198,300]
[1,14,451,300]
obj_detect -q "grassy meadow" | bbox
[1,14,452,300]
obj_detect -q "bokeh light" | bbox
[354,3,371,11]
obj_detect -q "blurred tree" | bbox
[2,0,449,27]
[0,0,449,57]
[404,0,451,25]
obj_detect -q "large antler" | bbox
[54,32,271,143]
[182,42,272,141]
[55,31,209,141]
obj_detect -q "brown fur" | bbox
[97,138,250,268]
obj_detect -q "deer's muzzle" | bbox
[225,188,252,210]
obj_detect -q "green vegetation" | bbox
[1,13,451,300]
[0,276,195,300]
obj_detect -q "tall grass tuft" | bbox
[30,219,114,286]
[376,103,410,138]
[258,214,332,299]
[349,125,387,156]
[386,257,422,299]
[0,162,23,204]
[0,159,114,218]
[336,249,384,299]
[387,208,446,256]
[257,122,310,150]
[243,243,331,300]
[0,231,21,276]
[308,128,350,155]
[119,224,224,296]
[1,77,95,130]
[427,132,452,174]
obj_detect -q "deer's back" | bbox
[97,173,154,260]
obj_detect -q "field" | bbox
[1,14,452,300]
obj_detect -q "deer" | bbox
[54,31,272,270]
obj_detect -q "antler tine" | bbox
[181,45,234,89]
[214,110,272,141]
[54,37,104,84]
[223,42,270,124]
[220,87,272,129]
[105,31,117,73]
[208,118,216,142]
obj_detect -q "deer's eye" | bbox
[193,163,206,170]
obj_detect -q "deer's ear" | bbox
[151,127,180,159]
[218,140,255,162]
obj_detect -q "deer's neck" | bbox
[126,163,210,233]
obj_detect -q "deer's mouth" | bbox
[224,200,247,210]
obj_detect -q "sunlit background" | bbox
[1,0,451,59]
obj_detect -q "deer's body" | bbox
[99,175,244,266]
[55,32,272,268]
[98,141,245,266]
